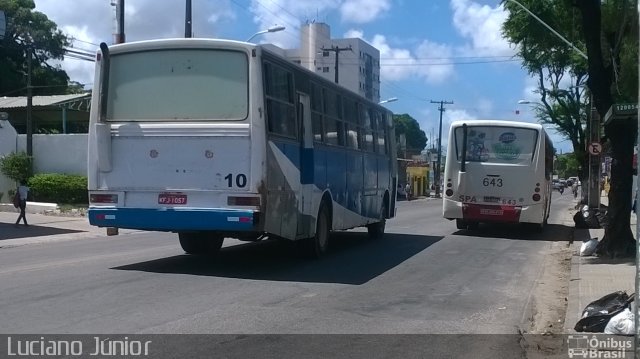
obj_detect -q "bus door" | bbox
[297,92,315,237]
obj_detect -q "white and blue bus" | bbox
[87,38,397,257]
[442,120,554,230]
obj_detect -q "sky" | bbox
[31,0,574,154]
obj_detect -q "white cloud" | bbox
[367,34,455,85]
[475,98,494,116]
[340,0,391,24]
[249,0,342,48]
[348,0,517,86]
[415,40,456,84]
[441,109,477,151]
[450,0,516,57]
[33,0,237,86]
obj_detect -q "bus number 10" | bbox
[482,178,503,187]
[225,173,247,188]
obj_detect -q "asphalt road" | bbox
[0,193,575,357]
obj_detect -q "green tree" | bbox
[502,0,590,189]
[0,0,74,96]
[575,0,638,257]
[393,113,427,155]
[555,153,581,179]
[503,0,638,256]
[0,151,32,183]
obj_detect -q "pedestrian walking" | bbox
[405,183,411,201]
[15,181,29,226]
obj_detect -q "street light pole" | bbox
[379,97,398,105]
[246,25,285,42]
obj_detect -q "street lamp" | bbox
[379,97,398,105]
[246,25,285,42]
[517,99,541,105]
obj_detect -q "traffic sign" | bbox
[588,142,602,155]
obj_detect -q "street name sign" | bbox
[604,103,638,125]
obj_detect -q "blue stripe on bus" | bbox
[88,208,257,231]
[300,147,314,184]
[271,138,388,218]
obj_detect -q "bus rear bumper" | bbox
[88,207,259,232]
[444,200,544,224]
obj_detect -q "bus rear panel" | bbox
[442,120,553,229]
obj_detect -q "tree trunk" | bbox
[577,0,637,257]
[596,120,637,257]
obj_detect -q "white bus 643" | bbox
[87,38,397,258]
[442,120,554,230]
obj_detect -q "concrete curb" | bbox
[0,201,59,214]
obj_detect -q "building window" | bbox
[322,51,330,57]
[323,67,330,73]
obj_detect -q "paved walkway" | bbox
[564,194,637,333]
[0,205,140,248]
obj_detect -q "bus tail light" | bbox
[228,196,261,206]
[532,193,541,202]
[90,194,118,203]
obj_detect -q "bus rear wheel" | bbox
[301,205,330,259]
[178,232,224,255]
[367,202,387,239]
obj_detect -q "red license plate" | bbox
[480,208,503,216]
[158,193,187,205]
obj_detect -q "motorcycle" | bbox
[559,187,564,194]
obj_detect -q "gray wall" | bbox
[0,119,86,200]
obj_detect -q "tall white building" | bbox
[283,23,381,103]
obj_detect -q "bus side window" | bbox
[312,113,323,142]
[264,62,297,139]
[345,123,359,149]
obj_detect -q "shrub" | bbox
[28,174,88,204]
[0,151,33,183]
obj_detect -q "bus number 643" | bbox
[482,178,503,187]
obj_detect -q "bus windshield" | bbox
[454,125,538,165]
[106,49,248,121]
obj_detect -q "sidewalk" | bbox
[0,205,139,248]
[564,194,637,333]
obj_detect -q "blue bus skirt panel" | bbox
[88,208,259,232]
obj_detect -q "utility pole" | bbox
[112,0,125,44]
[185,0,192,38]
[26,46,32,156]
[431,100,454,198]
[321,45,352,84]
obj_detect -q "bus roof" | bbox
[104,38,255,55]
[449,119,544,131]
